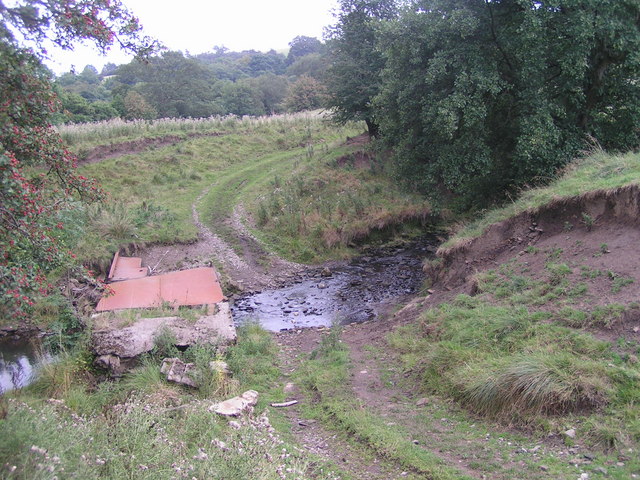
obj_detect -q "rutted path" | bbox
[139,183,305,292]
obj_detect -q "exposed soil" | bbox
[136,185,305,293]
[77,131,224,165]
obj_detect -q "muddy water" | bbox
[232,237,437,331]
[0,338,52,393]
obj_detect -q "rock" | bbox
[321,267,332,277]
[628,354,638,364]
[95,354,121,372]
[579,473,589,480]
[593,467,607,475]
[565,428,577,439]
[317,282,327,289]
[415,397,429,407]
[91,302,236,374]
[161,358,197,387]
[212,390,259,416]
[540,465,549,472]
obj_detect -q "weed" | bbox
[582,212,595,231]
[600,243,610,254]
[546,247,564,260]
[151,326,180,359]
[525,246,539,254]
[611,276,635,293]
[563,221,573,232]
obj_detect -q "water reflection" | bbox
[0,339,51,393]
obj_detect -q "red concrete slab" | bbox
[96,267,224,312]
[109,256,148,282]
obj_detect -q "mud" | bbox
[232,237,438,331]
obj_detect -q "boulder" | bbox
[211,390,259,416]
[91,302,236,374]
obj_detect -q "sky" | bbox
[44,0,339,75]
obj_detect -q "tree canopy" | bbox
[0,0,158,317]
[326,0,640,204]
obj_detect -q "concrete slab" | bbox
[108,252,148,282]
[92,302,237,374]
[96,267,224,312]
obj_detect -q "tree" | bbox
[115,51,222,118]
[325,0,398,137]
[375,0,640,204]
[0,0,159,318]
[123,90,156,119]
[285,75,328,112]
[287,35,323,65]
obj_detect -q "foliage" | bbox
[374,0,640,204]
[284,75,328,112]
[287,35,323,65]
[325,0,398,137]
[0,1,158,318]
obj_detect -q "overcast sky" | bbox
[44,0,339,75]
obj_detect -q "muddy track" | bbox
[138,183,304,293]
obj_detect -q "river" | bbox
[232,236,437,331]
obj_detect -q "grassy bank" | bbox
[72,113,431,268]
[0,325,346,480]
[441,148,640,252]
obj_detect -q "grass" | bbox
[0,324,346,480]
[388,289,640,452]
[71,112,433,269]
[440,148,640,252]
[294,327,474,480]
[75,114,370,267]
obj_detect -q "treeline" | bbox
[54,1,640,205]
[53,35,328,123]
[324,0,640,205]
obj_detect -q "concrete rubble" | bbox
[92,252,236,374]
[211,390,259,416]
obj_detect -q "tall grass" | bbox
[57,111,327,147]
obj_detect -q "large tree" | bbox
[0,0,158,317]
[375,0,640,203]
[325,0,398,137]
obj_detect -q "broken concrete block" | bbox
[161,357,197,387]
[211,390,259,416]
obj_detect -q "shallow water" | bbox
[232,237,437,331]
[0,339,51,393]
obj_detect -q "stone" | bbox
[161,358,197,387]
[593,467,607,475]
[321,267,332,277]
[415,397,429,407]
[539,465,549,472]
[212,390,259,416]
[565,428,577,439]
[317,282,328,289]
[91,302,236,374]
[628,354,638,364]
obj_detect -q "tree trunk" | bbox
[365,118,380,138]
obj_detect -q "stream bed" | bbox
[232,237,438,331]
